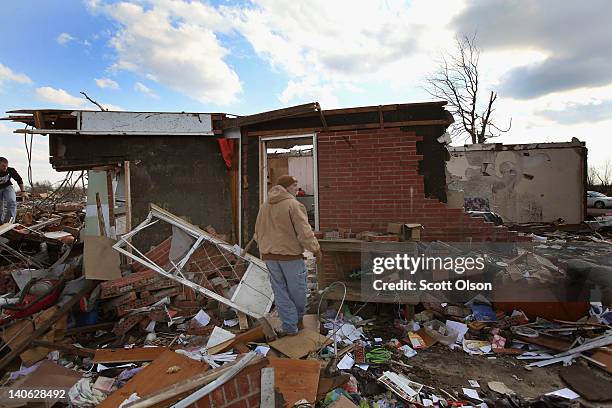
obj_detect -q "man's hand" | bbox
[17,191,29,199]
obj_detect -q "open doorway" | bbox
[260,135,318,230]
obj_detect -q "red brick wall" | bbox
[186,362,262,408]
[317,128,524,243]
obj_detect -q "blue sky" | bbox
[1,0,611,183]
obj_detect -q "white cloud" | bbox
[95,77,119,89]
[34,86,122,110]
[0,63,32,89]
[57,32,76,45]
[90,0,241,105]
[35,87,85,108]
[227,0,465,106]
[134,82,159,99]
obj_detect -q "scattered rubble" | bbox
[0,198,610,408]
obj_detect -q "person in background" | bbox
[0,157,27,223]
[255,175,321,336]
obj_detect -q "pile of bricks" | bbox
[101,235,249,338]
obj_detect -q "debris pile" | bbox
[0,201,610,408]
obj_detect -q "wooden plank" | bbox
[31,340,95,358]
[207,325,266,354]
[590,349,612,374]
[260,367,275,408]
[238,311,249,330]
[95,192,106,237]
[514,334,572,353]
[269,357,320,407]
[269,328,330,359]
[106,170,116,238]
[93,347,167,363]
[247,119,451,137]
[98,349,208,408]
[222,103,319,129]
[124,356,265,408]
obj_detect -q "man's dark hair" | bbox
[0,157,7,164]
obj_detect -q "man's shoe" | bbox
[276,329,299,338]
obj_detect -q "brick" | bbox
[246,393,260,408]
[116,287,181,316]
[235,374,251,396]
[113,314,145,335]
[211,389,225,407]
[222,380,239,403]
[226,400,248,408]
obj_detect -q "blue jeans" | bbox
[265,259,307,333]
[0,186,16,223]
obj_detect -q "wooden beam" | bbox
[318,105,328,130]
[260,367,275,408]
[222,103,319,129]
[106,170,116,238]
[207,325,265,354]
[93,347,167,363]
[0,280,98,371]
[31,340,95,358]
[95,192,106,237]
[33,111,45,129]
[65,322,115,335]
[247,119,451,137]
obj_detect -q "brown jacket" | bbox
[255,185,320,259]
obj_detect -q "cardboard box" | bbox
[386,223,422,241]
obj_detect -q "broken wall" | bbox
[446,141,587,224]
[49,134,233,250]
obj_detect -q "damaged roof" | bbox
[2,100,453,136]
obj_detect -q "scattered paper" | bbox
[224,318,239,327]
[423,399,433,406]
[399,345,417,358]
[463,388,482,401]
[463,339,492,355]
[408,332,426,349]
[337,353,355,370]
[468,380,480,388]
[488,381,515,396]
[255,346,270,356]
[118,392,141,407]
[194,310,211,326]
[340,324,364,342]
[545,388,580,400]
[145,320,156,333]
[356,364,369,371]
[206,326,235,348]
[374,337,383,342]
[445,320,469,343]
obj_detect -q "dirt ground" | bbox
[404,343,563,399]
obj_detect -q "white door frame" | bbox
[260,133,319,231]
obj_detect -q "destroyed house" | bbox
[3,102,526,256]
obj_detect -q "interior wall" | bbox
[446,144,586,224]
[50,134,233,250]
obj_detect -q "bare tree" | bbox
[587,166,600,189]
[425,34,511,144]
[595,159,611,188]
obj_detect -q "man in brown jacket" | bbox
[255,175,321,335]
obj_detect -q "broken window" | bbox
[113,204,273,319]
